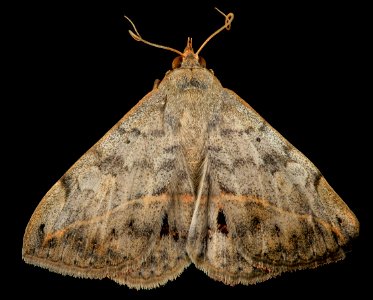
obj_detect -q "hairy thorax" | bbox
[161,67,219,179]
[179,93,208,177]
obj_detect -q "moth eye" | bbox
[172,56,183,69]
[198,56,206,68]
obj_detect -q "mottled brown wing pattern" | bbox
[22,89,195,289]
[187,89,359,285]
[23,22,359,287]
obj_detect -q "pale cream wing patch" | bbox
[22,89,195,289]
[187,89,359,285]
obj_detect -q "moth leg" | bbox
[153,79,161,90]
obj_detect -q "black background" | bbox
[9,0,369,298]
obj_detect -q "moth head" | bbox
[172,38,207,69]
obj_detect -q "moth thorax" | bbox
[179,111,207,180]
[182,135,206,175]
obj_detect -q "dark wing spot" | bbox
[245,126,254,135]
[289,233,299,250]
[128,219,134,228]
[211,157,232,172]
[256,137,261,142]
[152,186,167,196]
[331,231,340,246]
[262,153,280,175]
[150,129,165,137]
[61,175,74,197]
[110,228,118,239]
[219,181,236,194]
[275,243,285,253]
[262,153,277,167]
[233,158,246,168]
[282,143,293,155]
[314,172,322,188]
[302,223,315,246]
[132,202,144,210]
[207,145,222,152]
[39,223,45,234]
[159,159,175,172]
[274,224,281,237]
[91,239,98,251]
[38,223,45,241]
[217,210,229,235]
[160,214,170,237]
[131,128,141,136]
[133,159,153,169]
[117,127,127,135]
[220,128,235,136]
[74,236,84,252]
[177,170,188,180]
[220,129,244,137]
[99,155,124,175]
[164,145,179,153]
[259,124,266,132]
[250,217,261,233]
[236,224,248,238]
[207,114,220,129]
[148,255,156,264]
[172,230,179,242]
[160,250,169,261]
[132,192,144,200]
[48,237,57,248]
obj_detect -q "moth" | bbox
[23,10,359,289]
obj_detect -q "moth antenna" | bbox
[195,8,234,56]
[124,15,184,56]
